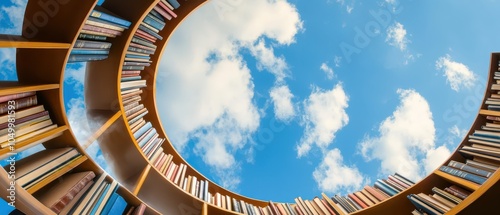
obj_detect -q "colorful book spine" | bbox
[439,166,487,185]
[90,9,131,27]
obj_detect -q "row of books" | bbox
[311,173,415,214]
[0,91,58,150]
[121,0,180,90]
[69,6,131,62]
[408,185,471,215]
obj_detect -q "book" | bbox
[91,180,118,214]
[0,91,35,103]
[0,95,37,115]
[74,39,112,49]
[431,187,462,205]
[153,5,173,20]
[34,171,96,213]
[70,48,110,55]
[90,6,131,28]
[465,159,499,172]
[1,124,58,148]
[166,0,180,9]
[82,24,123,36]
[107,194,128,215]
[407,194,442,215]
[158,1,178,18]
[138,24,163,40]
[58,180,94,215]
[143,14,166,30]
[78,33,107,41]
[70,173,107,214]
[13,148,80,187]
[439,166,487,185]
[131,36,157,49]
[0,119,53,144]
[86,16,126,31]
[448,160,493,178]
[68,54,108,62]
[374,180,398,196]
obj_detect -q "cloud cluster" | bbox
[386,22,409,51]
[156,0,302,189]
[359,89,451,181]
[270,85,296,122]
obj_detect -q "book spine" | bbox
[82,24,122,36]
[444,187,468,200]
[439,166,487,185]
[0,92,36,104]
[74,40,112,49]
[0,95,37,115]
[374,181,397,196]
[448,160,493,178]
[90,10,131,27]
[153,5,173,20]
[138,25,163,40]
[127,46,155,55]
[50,172,96,213]
[68,54,108,62]
[71,49,110,55]
[122,65,146,71]
[143,15,165,30]
[78,33,107,41]
[166,0,180,9]
[132,37,156,49]
[486,115,500,121]
[158,1,178,18]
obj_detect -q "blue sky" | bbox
[0,0,498,212]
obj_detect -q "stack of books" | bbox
[69,6,131,62]
[0,91,58,149]
[408,185,471,215]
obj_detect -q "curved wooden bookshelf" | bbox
[1,0,499,214]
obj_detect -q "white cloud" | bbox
[423,145,451,174]
[156,0,302,188]
[449,125,467,139]
[358,89,450,181]
[249,39,288,83]
[313,148,367,194]
[386,22,409,51]
[330,0,355,13]
[436,55,477,91]
[0,48,16,80]
[0,0,27,34]
[270,85,296,121]
[297,84,349,157]
[320,62,334,80]
[64,63,86,95]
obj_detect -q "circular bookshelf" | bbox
[1,0,500,214]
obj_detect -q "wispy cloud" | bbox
[386,22,409,51]
[297,84,349,157]
[156,0,303,189]
[358,89,451,181]
[320,62,335,80]
[436,54,477,92]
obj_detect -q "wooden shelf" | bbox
[134,165,151,195]
[0,83,59,96]
[0,35,70,49]
[479,109,500,117]
[433,170,480,191]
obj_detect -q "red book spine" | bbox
[348,193,368,209]
[0,91,36,103]
[0,95,38,115]
[486,115,500,121]
[158,1,177,18]
[153,5,172,20]
[134,30,156,43]
[49,172,96,213]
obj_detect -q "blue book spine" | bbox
[374,181,397,196]
[101,188,120,215]
[439,166,487,185]
[121,76,143,82]
[68,54,108,62]
[166,0,180,9]
[448,161,493,178]
[106,195,128,215]
[144,15,165,31]
[128,111,149,124]
[138,25,163,40]
[71,49,110,55]
[90,183,111,214]
[125,54,150,59]
[138,128,157,148]
[133,122,152,139]
[91,9,131,28]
